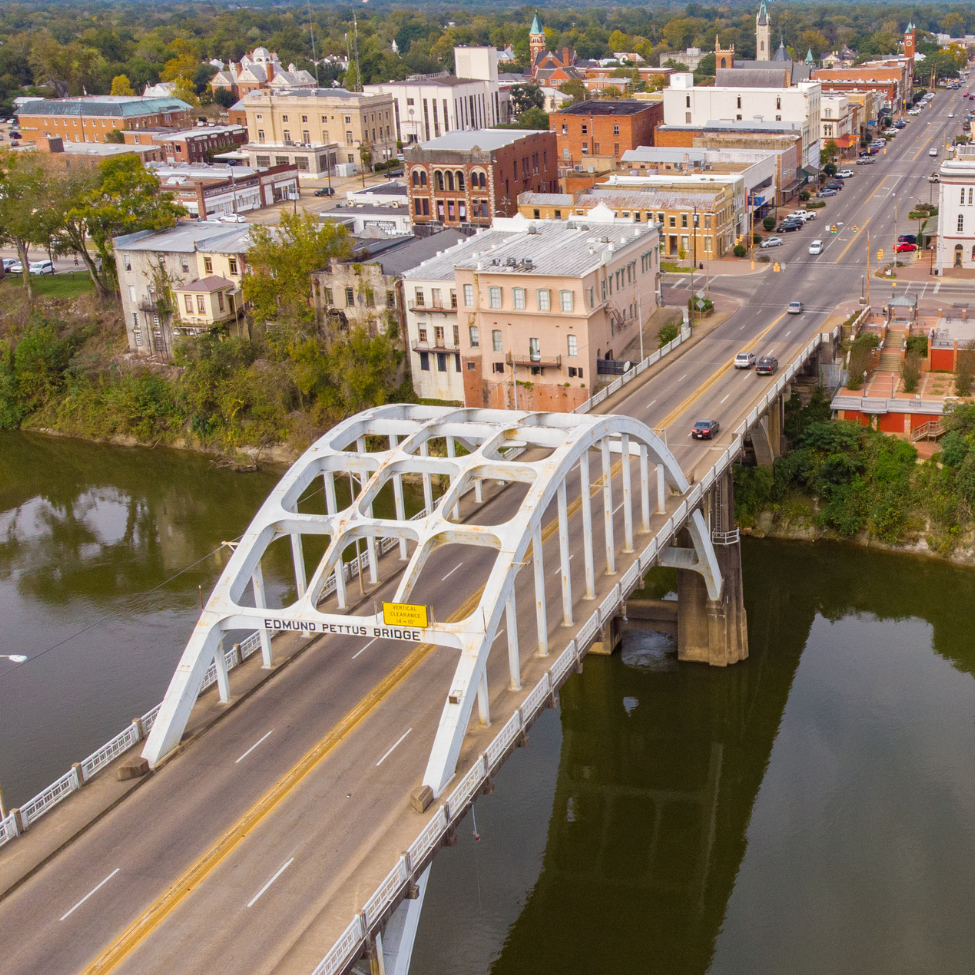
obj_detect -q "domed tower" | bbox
[756,0,771,59]
[529,12,546,66]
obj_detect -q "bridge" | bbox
[0,320,839,975]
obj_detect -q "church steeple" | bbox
[756,1,771,59]
[529,12,546,65]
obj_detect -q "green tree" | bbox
[900,351,921,393]
[510,82,544,116]
[557,79,587,105]
[110,74,135,96]
[59,155,185,294]
[942,13,965,38]
[955,342,975,397]
[244,212,352,330]
[0,152,59,298]
[693,52,716,82]
[518,107,549,129]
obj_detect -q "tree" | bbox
[942,13,965,38]
[56,155,185,294]
[244,213,352,331]
[607,30,631,53]
[518,107,549,130]
[601,85,623,100]
[213,87,237,109]
[693,53,716,82]
[663,59,690,72]
[557,79,587,105]
[0,152,59,299]
[900,351,921,393]
[110,74,135,96]
[955,342,975,397]
[510,82,544,116]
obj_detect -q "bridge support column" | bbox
[677,471,748,666]
[767,393,785,458]
[751,416,775,468]
[589,616,622,655]
[380,866,430,975]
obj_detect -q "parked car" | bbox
[778,220,802,232]
[313,187,335,197]
[1,258,18,272]
[219,213,247,224]
[788,301,804,314]
[791,210,816,221]
[898,234,917,244]
[819,188,838,197]
[756,355,779,375]
[760,236,783,248]
[734,351,756,369]
[808,239,823,255]
[930,147,939,156]
[825,181,844,190]
[894,119,907,129]
[28,260,54,275]
[929,172,941,183]
[836,169,856,178]
[895,241,917,253]
[6,261,23,274]
[856,155,875,164]
[691,419,720,440]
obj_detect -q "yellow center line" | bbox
[657,312,787,430]
[832,174,893,264]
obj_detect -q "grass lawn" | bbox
[0,270,94,299]
[661,261,692,273]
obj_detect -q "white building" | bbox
[663,72,822,168]
[937,147,975,276]
[364,47,503,144]
[820,93,856,149]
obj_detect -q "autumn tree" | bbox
[110,74,135,96]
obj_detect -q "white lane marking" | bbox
[934,281,942,293]
[441,562,463,581]
[377,728,413,766]
[678,373,688,382]
[553,554,575,577]
[784,329,792,337]
[739,323,746,330]
[247,858,295,908]
[352,637,378,660]
[60,869,120,921]
[236,729,274,764]
[720,394,730,404]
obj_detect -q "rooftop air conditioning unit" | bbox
[524,258,533,269]
[587,166,595,173]
[600,235,610,243]
[506,256,516,266]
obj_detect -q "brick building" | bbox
[16,96,193,146]
[121,124,247,164]
[404,128,557,232]
[810,66,908,113]
[149,162,299,220]
[551,100,662,171]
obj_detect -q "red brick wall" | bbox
[879,412,908,434]
[652,127,700,148]
[552,104,662,166]
[930,347,955,371]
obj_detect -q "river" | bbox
[3,432,975,972]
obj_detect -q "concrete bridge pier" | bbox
[750,392,786,468]
[676,471,748,666]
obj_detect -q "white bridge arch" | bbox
[142,406,723,793]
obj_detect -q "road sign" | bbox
[383,602,429,628]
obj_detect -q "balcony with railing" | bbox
[407,297,456,312]
[506,351,562,369]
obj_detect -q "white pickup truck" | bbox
[789,210,816,222]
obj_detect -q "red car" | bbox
[895,241,917,253]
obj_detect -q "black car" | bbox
[313,187,336,197]
[825,180,844,190]
[756,355,779,375]
[898,234,917,244]
[691,419,720,440]
[779,219,803,232]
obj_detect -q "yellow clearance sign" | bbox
[383,602,429,628]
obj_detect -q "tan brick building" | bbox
[404,128,557,231]
[229,88,396,171]
[16,96,193,146]
[551,100,662,172]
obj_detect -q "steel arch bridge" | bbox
[142,406,723,794]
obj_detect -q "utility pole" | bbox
[637,293,645,362]
[866,230,871,305]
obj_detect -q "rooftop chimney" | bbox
[266,62,274,82]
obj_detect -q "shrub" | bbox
[763,215,776,231]
[799,190,810,202]
[734,243,747,258]
[900,351,922,393]
[905,334,928,358]
[657,322,680,347]
[752,232,762,244]
[955,342,975,397]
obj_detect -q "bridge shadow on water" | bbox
[413,537,975,975]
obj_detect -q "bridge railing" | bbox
[574,325,691,415]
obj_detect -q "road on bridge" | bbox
[2,80,971,975]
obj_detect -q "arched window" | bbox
[446,171,455,191]
[436,170,445,191]
[421,171,427,187]
[456,170,465,190]
[955,244,963,267]
[472,169,486,189]
[412,168,421,187]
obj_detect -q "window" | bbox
[489,286,502,309]
[537,289,551,311]
[492,329,503,353]
[464,283,474,306]
[513,287,526,309]
[669,215,676,228]
[959,214,965,233]
[283,130,290,142]
[681,213,688,228]
[529,337,540,360]
[593,143,600,155]
[229,258,238,275]
[469,325,480,347]
[560,290,574,312]
[452,324,460,345]
[431,288,442,307]
[581,124,588,134]
[196,295,206,313]
[386,290,396,308]
[434,325,444,345]
[217,293,225,312]
[324,287,333,304]
[184,295,193,313]
[963,187,967,205]
[567,335,578,357]
[204,256,213,274]
[414,288,424,306]
[255,154,270,166]
[346,287,355,306]
[418,327,427,343]
[344,116,352,124]
[776,97,782,110]
[613,124,620,135]
[581,144,589,155]
[346,131,353,145]
[436,353,448,372]
[554,209,562,218]
[970,188,974,205]
[568,367,583,378]
[419,352,430,371]
[493,362,505,374]
[282,115,289,123]
[456,171,465,190]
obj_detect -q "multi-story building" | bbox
[937,147,975,277]
[404,128,558,232]
[519,182,736,259]
[149,162,299,219]
[662,73,821,169]
[364,47,504,144]
[810,66,909,114]
[211,47,317,98]
[552,100,663,171]
[16,96,193,146]
[114,223,251,359]
[229,88,396,172]
[121,124,247,164]
[401,219,659,411]
[819,93,859,155]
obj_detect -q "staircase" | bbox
[879,328,907,372]
[910,419,945,443]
